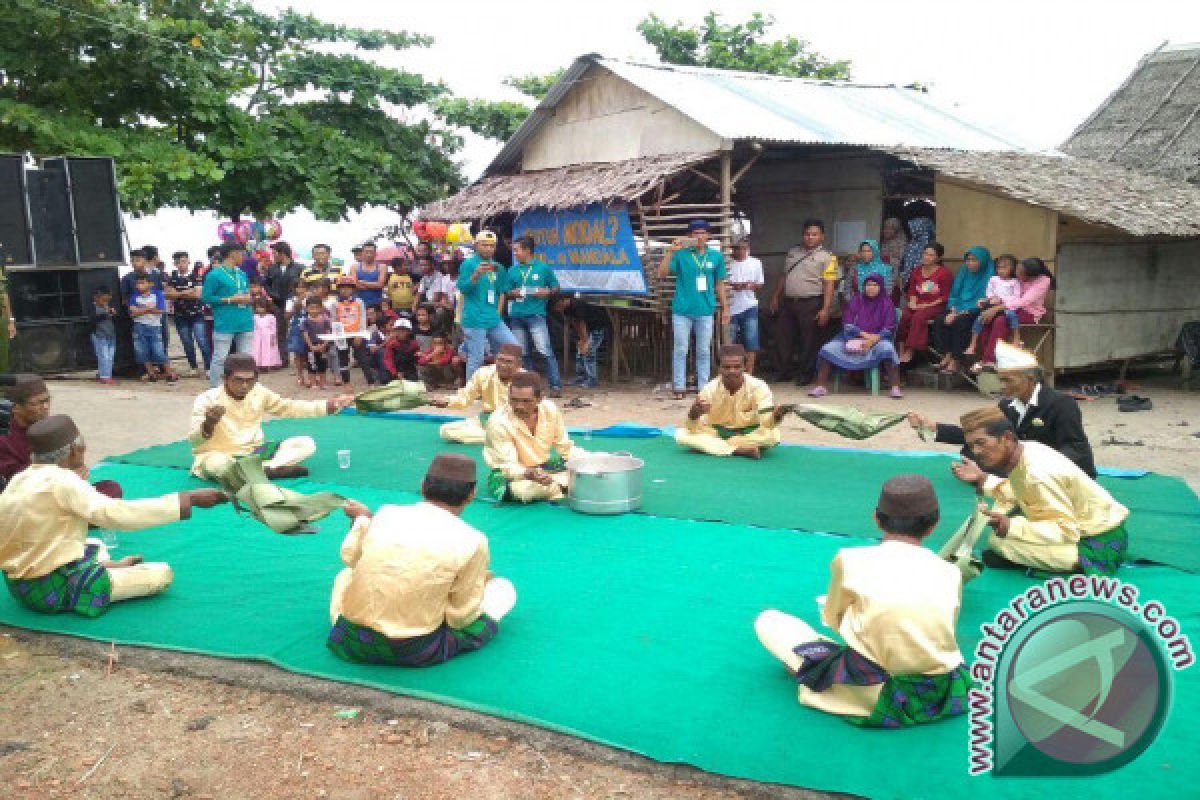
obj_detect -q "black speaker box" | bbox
[62,157,123,265]
[0,154,33,267]
[25,159,77,267]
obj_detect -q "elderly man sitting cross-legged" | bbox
[483,372,581,503]
[190,353,354,481]
[327,453,517,667]
[0,415,227,617]
[430,342,525,445]
[675,344,787,459]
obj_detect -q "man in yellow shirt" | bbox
[0,415,227,617]
[430,343,524,444]
[385,258,415,312]
[483,372,579,503]
[754,474,969,727]
[189,354,354,480]
[953,406,1130,575]
[327,453,516,666]
[676,344,786,458]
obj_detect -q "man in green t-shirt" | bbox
[456,230,518,382]
[657,220,730,400]
[505,234,562,397]
[201,241,255,386]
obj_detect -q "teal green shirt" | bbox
[201,265,253,333]
[457,255,510,329]
[506,259,560,318]
[669,247,727,317]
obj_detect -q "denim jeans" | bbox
[508,314,561,389]
[463,323,518,380]
[671,314,714,391]
[174,314,212,369]
[729,307,761,351]
[91,333,116,379]
[210,330,254,385]
[572,329,605,387]
[133,323,167,365]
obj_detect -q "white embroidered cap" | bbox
[995,340,1039,372]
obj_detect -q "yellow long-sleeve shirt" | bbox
[445,365,512,413]
[822,540,964,676]
[0,465,182,580]
[482,401,574,481]
[685,375,777,433]
[189,385,328,458]
[335,502,490,637]
[983,441,1129,545]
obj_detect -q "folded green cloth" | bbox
[354,379,429,413]
[214,456,344,535]
[790,404,911,441]
[937,509,990,584]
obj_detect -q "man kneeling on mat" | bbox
[430,342,524,445]
[483,372,581,503]
[754,475,970,727]
[952,406,1130,576]
[0,415,227,617]
[675,344,787,459]
[190,353,354,481]
[327,453,517,666]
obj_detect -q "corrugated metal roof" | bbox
[485,54,1030,175]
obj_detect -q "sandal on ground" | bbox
[671,391,686,400]
[807,386,828,398]
[140,373,158,383]
[890,386,904,399]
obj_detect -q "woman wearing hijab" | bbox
[931,246,995,374]
[843,239,895,302]
[899,217,935,296]
[809,274,904,399]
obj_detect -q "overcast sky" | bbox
[128,0,1200,262]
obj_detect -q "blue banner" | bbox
[513,203,647,294]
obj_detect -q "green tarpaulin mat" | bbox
[108,415,1200,572]
[1,461,1196,800]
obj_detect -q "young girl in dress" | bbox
[252,299,283,370]
[964,254,1020,357]
[285,283,309,385]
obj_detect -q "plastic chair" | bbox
[832,366,881,396]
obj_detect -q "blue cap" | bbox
[688,219,710,232]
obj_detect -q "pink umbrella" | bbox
[375,244,409,262]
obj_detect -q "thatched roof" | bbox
[888,147,1200,237]
[422,151,716,220]
[1062,43,1200,184]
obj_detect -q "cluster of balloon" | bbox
[413,219,466,242]
[445,222,473,244]
[215,216,284,251]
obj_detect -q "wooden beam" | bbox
[730,152,762,187]
[687,168,720,187]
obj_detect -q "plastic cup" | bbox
[337,450,352,469]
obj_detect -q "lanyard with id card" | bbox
[484,267,497,305]
[693,250,710,293]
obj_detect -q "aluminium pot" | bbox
[566,451,644,515]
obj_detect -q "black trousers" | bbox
[772,296,825,381]
[931,310,978,359]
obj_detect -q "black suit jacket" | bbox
[935,385,1097,478]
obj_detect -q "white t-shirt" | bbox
[727,256,764,316]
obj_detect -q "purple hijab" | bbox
[844,274,895,333]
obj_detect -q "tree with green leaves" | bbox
[0,0,463,220]
[637,11,850,79]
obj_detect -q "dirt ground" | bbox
[1,363,1197,799]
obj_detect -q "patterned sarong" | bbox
[486,451,565,502]
[1077,523,1129,576]
[5,543,112,618]
[713,423,759,440]
[326,614,498,667]
[251,440,281,460]
[793,640,970,728]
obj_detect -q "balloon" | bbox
[445,222,471,244]
[425,221,448,241]
[252,221,267,242]
[217,221,237,241]
[234,221,255,245]
[264,219,283,240]
[412,219,428,241]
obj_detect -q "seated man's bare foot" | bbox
[733,446,762,459]
[105,555,144,569]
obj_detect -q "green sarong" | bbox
[214,455,344,534]
[5,543,112,618]
[850,665,972,728]
[486,451,565,502]
[713,423,759,440]
[327,614,498,667]
[1078,523,1129,576]
[790,404,909,440]
[354,380,429,413]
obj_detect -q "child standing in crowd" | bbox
[302,296,332,389]
[413,304,438,350]
[362,305,387,380]
[252,299,282,370]
[312,278,342,385]
[382,318,420,382]
[129,274,178,383]
[334,276,378,387]
[965,253,1021,357]
[418,333,458,389]
[285,283,309,385]
[90,286,117,385]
